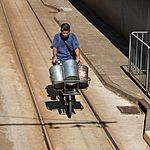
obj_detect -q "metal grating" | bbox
[117,106,142,114]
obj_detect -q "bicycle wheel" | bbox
[68,100,72,118]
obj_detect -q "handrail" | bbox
[128,31,150,94]
[131,33,150,49]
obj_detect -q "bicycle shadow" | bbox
[45,84,84,118]
[45,84,59,100]
[45,100,84,118]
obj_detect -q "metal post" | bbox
[135,33,139,72]
[139,33,144,82]
[128,33,132,72]
[146,48,150,94]
[140,33,144,71]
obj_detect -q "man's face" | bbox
[61,30,70,38]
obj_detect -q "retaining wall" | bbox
[81,0,150,39]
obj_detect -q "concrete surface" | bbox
[43,0,150,146]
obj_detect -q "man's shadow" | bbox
[45,85,84,118]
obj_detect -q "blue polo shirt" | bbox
[51,33,80,62]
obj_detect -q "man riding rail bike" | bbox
[49,23,90,118]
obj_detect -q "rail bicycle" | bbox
[49,59,91,118]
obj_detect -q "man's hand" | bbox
[52,56,57,64]
[76,58,82,64]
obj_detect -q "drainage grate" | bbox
[117,106,142,114]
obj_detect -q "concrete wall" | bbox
[81,0,150,39]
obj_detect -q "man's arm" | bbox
[71,33,82,63]
[51,33,59,64]
[75,48,82,63]
[52,47,57,63]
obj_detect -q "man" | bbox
[51,23,82,102]
[51,23,81,64]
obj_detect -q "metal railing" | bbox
[128,31,150,94]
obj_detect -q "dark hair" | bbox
[61,23,70,32]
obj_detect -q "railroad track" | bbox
[0,0,53,149]
[0,0,121,149]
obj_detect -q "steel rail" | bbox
[26,0,121,149]
[26,0,53,43]
[80,90,120,150]
[0,0,53,149]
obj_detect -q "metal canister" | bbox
[78,64,89,89]
[63,59,79,80]
[49,64,64,89]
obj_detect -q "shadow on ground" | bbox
[45,84,84,118]
[45,84,59,100]
[45,100,84,118]
[46,120,117,129]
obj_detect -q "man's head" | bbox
[60,23,70,38]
